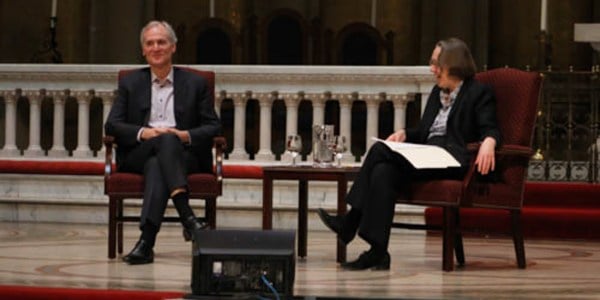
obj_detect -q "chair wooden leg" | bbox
[453,207,465,267]
[206,197,216,229]
[511,210,526,269]
[108,197,117,259]
[442,207,456,271]
[117,198,124,254]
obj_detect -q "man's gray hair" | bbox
[140,20,178,45]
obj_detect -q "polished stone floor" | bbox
[1,221,600,299]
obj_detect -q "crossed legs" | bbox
[119,134,205,265]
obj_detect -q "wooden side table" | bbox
[262,165,359,263]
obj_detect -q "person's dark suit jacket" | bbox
[405,77,502,168]
[104,67,221,172]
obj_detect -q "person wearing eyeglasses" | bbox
[318,37,500,270]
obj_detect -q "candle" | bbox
[51,0,57,17]
[540,0,547,31]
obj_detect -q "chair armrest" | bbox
[463,143,534,197]
[467,143,533,158]
[496,145,534,157]
[213,136,227,182]
[103,136,115,176]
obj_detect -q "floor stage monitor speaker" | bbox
[190,229,296,298]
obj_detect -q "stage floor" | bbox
[1,221,599,299]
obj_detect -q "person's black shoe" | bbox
[182,216,208,242]
[122,239,154,265]
[317,208,355,244]
[341,249,390,271]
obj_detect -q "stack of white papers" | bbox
[371,137,461,169]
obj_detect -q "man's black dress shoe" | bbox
[182,216,208,242]
[341,249,390,271]
[122,239,154,265]
[317,208,354,244]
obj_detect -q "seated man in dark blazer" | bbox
[105,20,221,265]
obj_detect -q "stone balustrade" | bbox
[0,64,433,162]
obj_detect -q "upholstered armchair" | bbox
[104,68,226,259]
[393,68,542,271]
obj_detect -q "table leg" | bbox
[298,179,308,258]
[262,175,273,230]
[336,178,348,263]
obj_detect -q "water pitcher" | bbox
[312,124,334,167]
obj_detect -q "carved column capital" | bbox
[230,93,246,106]
[72,90,90,104]
[282,92,300,107]
[215,90,227,107]
[2,90,18,104]
[256,92,275,106]
[24,89,44,104]
[50,90,66,105]
[364,93,380,109]
[96,91,114,105]
[390,94,410,108]
[337,94,353,107]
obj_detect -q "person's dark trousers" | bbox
[119,134,200,231]
[345,142,463,251]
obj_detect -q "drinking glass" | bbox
[286,135,302,166]
[329,135,347,167]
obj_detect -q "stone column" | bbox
[97,90,114,158]
[0,90,19,156]
[313,93,326,126]
[392,94,409,131]
[215,90,225,118]
[48,90,68,157]
[255,92,275,161]
[339,94,352,143]
[24,90,44,157]
[365,93,380,151]
[101,91,114,133]
[229,93,248,160]
[284,93,300,136]
[281,92,301,162]
[338,93,353,162]
[72,90,93,158]
[421,92,430,116]
[309,94,326,160]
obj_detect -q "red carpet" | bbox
[425,182,600,239]
[0,285,183,300]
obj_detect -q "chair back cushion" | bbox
[472,68,542,208]
[475,68,541,148]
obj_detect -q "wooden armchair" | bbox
[104,68,226,259]
[393,68,542,271]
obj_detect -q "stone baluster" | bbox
[101,91,115,133]
[391,94,409,131]
[72,90,93,158]
[285,92,300,136]
[307,93,327,160]
[337,93,353,162]
[24,89,44,157]
[48,89,68,157]
[313,93,326,126]
[281,92,301,162]
[215,90,225,118]
[228,92,248,160]
[0,90,20,156]
[420,91,431,116]
[255,92,275,161]
[365,93,380,152]
[97,90,114,157]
